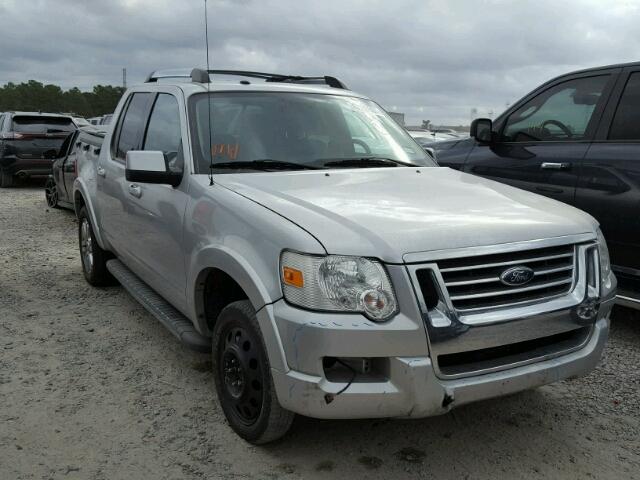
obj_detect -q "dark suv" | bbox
[434,62,640,309]
[0,112,77,187]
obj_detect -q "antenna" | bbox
[204,0,214,185]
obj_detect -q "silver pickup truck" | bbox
[73,68,616,444]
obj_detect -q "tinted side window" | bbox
[609,72,640,140]
[143,94,183,173]
[502,75,609,142]
[116,93,151,160]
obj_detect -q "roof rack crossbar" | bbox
[192,69,348,89]
[145,68,348,89]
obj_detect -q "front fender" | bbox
[188,245,288,372]
[190,245,277,315]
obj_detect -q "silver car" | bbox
[73,69,616,444]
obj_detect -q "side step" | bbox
[107,259,211,352]
[616,294,640,311]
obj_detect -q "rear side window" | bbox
[11,116,75,133]
[116,93,152,160]
[502,75,609,142]
[143,94,183,173]
[608,72,640,141]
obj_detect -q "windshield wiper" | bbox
[320,157,415,168]
[210,159,321,171]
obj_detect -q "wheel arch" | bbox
[73,181,108,250]
[191,246,279,331]
[190,246,287,372]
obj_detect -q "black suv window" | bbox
[116,93,151,160]
[502,75,609,142]
[11,116,75,133]
[609,72,640,141]
[144,94,183,173]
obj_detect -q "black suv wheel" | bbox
[0,170,14,188]
[212,300,294,444]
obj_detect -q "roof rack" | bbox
[145,68,348,90]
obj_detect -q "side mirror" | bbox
[125,150,182,187]
[470,118,493,143]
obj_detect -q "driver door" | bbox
[464,71,618,205]
[120,91,189,312]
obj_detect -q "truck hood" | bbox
[212,167,597,263]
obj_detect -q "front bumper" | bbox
[269,298,612,419]
[263,248,615,420]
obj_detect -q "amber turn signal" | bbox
[282,266,304,288]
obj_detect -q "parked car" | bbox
[72,117,91,128]
[410,136,437,158]
[431,128,461,135]
[434,61,640,309]
[0,112,77,187]
[88,117,102,125]
[74,68,615,444]
[99,114,113,125]
[45,126,107,209]
[409,129,462,144]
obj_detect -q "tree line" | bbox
[0,80,125,118]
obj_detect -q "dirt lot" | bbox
[1,184,639,480]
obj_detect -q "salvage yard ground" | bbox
[1,184,639,480]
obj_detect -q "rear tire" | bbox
[78,206,114,286]
[0,170,14,188]
[212,300,294,444]
[45,178,59,208]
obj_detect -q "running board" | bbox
[616,294,640,311]
[107,259,210,352]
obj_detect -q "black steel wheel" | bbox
[45,178,59,208]
[220,325,264,424]
[212,300,294,444]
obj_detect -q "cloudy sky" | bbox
[1,0,639,125]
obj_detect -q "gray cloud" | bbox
[1,0,639,124]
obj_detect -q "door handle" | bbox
[540,162,571,170]
[128,183,142,198]
[96,165,106,177]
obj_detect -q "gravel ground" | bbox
[1,184,639,480]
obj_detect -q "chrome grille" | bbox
[435,244,576,312]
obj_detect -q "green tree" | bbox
[0,81,125,118]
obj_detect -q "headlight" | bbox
[280,251,398,321]
[596,228,612,291]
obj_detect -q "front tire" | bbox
[45,178,59,208]
[78,206,114,286]
[0,170,14,188]
[212,300,294,444]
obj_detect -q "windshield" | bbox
[189,92,435,172]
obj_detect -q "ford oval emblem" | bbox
[500,266,534,286]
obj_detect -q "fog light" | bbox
[575,299,598,323]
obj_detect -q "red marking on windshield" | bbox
[212,143,239,160]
